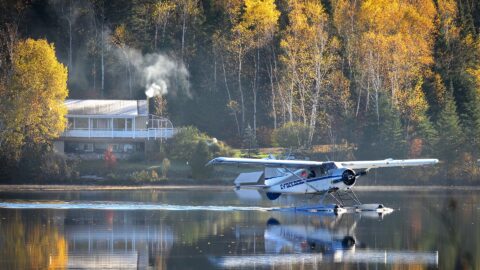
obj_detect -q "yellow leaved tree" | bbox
[279,0,340,146]
[0,38,68,161]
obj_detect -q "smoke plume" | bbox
[114,47,190,99]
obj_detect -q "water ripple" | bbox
[0,201,273,211]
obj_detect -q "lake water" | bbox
[0,188,478,269]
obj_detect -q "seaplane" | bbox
[206,156,439,212]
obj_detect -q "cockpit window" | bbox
[323,162,337,171]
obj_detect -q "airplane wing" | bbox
[207,157,439,170]
[338,158,439,170]
[206,157,324,168]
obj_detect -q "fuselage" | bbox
[264,166,356,195]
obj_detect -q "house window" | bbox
[126,118,133,131]
[83,143,94,152]
[111,144,119,152]
[67,118,74,129]
[92,118,110,129]
[113,118,126,130]
[75,118,89,129]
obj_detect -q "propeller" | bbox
[341,170,357,186]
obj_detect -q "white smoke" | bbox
[145,81,167,98]
[114,47,190,98]
[140,53,190,98]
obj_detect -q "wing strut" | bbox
[330,189,362,207]
[282,167,321,193]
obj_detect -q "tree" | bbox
[279,0,339,146]
[152,1,176,50]
[435,0,480,157]
[166,126,207,161]
[435,89,463,164]
[355,0,436,120]
[175,0,201,60]
[111,24,133,98]
[0,38,68,162]
[377,98,407,158]
[272,122,309,149]
[104,145,117,169]
[238,0,280,136]
[190,140,212,179]
[242,124,257,151]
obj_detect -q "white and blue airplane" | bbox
[207,156,438,210]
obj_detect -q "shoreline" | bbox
[0,184,479,192]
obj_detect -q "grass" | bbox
[75,158,244,185]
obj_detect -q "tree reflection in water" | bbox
[0,189,479,269]
[0,210,68,269]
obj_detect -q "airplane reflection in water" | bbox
[214,212,438,268]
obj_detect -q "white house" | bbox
[55,99,175,159]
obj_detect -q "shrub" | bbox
[256,126,273,147]
[166,126,237,179]
[190,140,213,179]
[39,152,78,182]
[272,122,309,149]
[167,126,236,161]
[104,145,117,169]
[130,169,161,182]
[161,158,171,178]
[128,152,145,162]
[166,126,208,161]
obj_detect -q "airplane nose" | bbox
[342,170,356,186]
[342,236,356,249]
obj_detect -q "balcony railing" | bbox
[62,128,176,140]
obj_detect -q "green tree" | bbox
[166,126,207,161]
[435,0,480,157]
[242,124,257,150]
[378,100,407,158]
[190,140,212,179]
[435,89,463,164]
[272,122,309,149]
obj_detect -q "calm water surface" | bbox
[0,188,478,269]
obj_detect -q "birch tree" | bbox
[280,0,339,146]
[152,1,176,50]
[237,0,280,136]
[175,0,201,60]
[111,24,133,98]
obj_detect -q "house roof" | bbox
[65,99,148,116]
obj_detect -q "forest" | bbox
[1,0,480,181]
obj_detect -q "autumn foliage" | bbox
[104,145,117,169]
[1,0,480,181]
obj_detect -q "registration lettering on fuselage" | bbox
[280,179,304,190]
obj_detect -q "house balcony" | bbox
[61,114,176,140]
[62,128,176,140]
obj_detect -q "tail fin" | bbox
[234,171,264,188]
[233,169,283,201]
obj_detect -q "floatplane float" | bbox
[207,156,439,213]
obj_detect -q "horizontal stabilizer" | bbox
[234,171,264,186]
